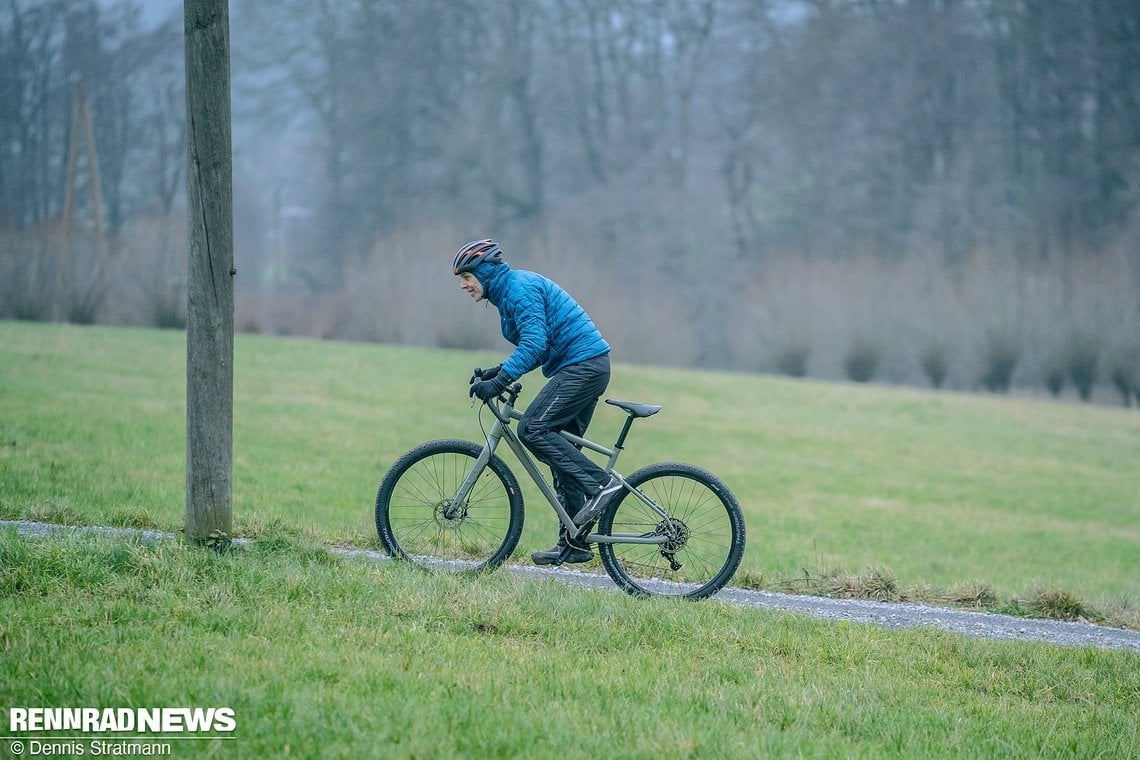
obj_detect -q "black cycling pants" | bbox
[517,354,611,513]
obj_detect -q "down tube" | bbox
[500,430,574,525]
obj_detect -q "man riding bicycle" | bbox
[455,239,622,565]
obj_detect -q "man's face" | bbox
[459,272,484,302]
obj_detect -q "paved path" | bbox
[5,520,1139,652]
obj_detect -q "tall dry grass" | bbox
[4,216,1138,404]
[730,248,1140,398]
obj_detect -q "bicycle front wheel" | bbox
[375,439,524,574]
[598,462,745,599]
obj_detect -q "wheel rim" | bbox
[385,451,515,570]
[604,473,737,596]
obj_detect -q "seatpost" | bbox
[613,414,636,451]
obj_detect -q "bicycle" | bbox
[374,372,746,599]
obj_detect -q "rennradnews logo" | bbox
[9,707,236,734]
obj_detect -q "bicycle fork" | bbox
[444,420,504,520]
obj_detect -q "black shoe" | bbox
[573,477,623,527]
[531,543,592,566]
[531,530,593,566]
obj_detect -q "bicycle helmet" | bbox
[453,239,503,275]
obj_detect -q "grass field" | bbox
[2,321,1137,613]
[2,529,1137,759]
[1,321,1139,756]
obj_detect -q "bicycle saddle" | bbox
[605,399,662,418]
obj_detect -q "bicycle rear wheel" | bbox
[598,462,745,599]
[375,439,524,573]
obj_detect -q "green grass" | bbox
[2,321,1137,617]
[2,321,1139,756]
[1,528,1137,759]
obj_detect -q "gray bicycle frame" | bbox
[447,397,670,546]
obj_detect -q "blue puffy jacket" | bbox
[474,261,610,379]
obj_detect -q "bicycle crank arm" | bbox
[552,544,575,566]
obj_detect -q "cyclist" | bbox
[455,239,622,565]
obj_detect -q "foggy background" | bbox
[2,0,1138,404]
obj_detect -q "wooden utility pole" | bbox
[184,0,234,543]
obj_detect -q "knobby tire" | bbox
[375,439,524,574]
[598,461,745,599]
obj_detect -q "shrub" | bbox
[1044,367,1065,397]
[1107,344,1140,407]
[152,290,186,330]
[1042,347,1065,396]
[772,343,810,378]
[843,339,881,383]
[920,343,949,388]
[0,230,51,321]
[979,332,1019,393]
[1110,367,1132,407]
[67,292,101,325]
[8,292,50,322]
[1065,338,1099,402]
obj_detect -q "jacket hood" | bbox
[475,260,510,305]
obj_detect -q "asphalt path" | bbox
[5,520,1139,652]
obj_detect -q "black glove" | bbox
[470,364,503,384]
[470,370,512,402]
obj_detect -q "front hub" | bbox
[436,499,468,527]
